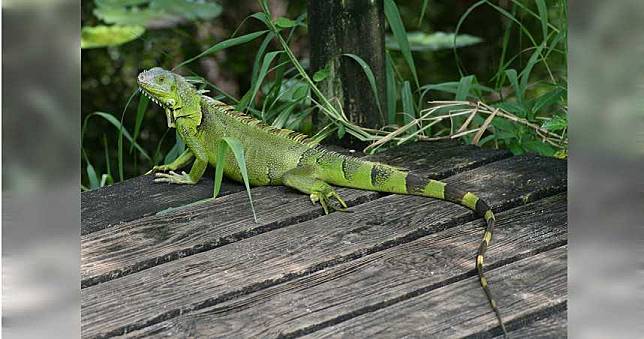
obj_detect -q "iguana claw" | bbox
[146,165,170,175]
[310,189,348,215]
[154,171,196,184]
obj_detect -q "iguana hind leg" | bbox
[282,165,348,215]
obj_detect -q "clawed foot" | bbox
[145,165,173,175]
[310,189,348,215]
[154,171,196,185]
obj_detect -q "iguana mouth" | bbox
[138,87,176,128]
[138,87,170,109]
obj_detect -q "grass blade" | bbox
[130,94,149,153]
[417,0,429,27]
[86,111,152,162]
[214,137,258,222]
[401,81,417,135]
[455,75,474,100]
[239,50,282,112]
[385,52,397,124]
[535,0,549,39]
[342,53,384,119]
[175,30,269,69]
[384,0,418,87]
[86,161,99,190]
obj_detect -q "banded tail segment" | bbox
[319,157,508,336]
[403,171,507,336]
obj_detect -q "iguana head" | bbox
[137,67,201,128]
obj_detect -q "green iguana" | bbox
[138,67,508,336]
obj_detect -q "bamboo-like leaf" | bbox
[418,0,429,27]
[384,0,418,87]
[175,30,269,69]
[401,81,417,135]
[455,75,474,101]
[240,51,281,112]
[385,53,397,124]
[213,137,258,222]
[342,53,384,119]
[251,32,275,87]
[83,112,151,162]
[535,0,549,39]
[275,17,296,28]
[130,94,149,153]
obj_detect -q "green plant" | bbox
[81,0,568,190]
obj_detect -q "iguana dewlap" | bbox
[137,67,508,336]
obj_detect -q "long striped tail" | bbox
[404,172,509,337]
[322,157,509,336]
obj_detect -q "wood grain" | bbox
[81,141,509,287]
[305,246,567,338]
[494,306,567,339]
[81,154,565,338]
[81,175,242,235]
[121,193,566,338]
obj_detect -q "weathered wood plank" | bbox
[81,154,565,338]
[81,142,509,287]
[494,307,567,339]
[305,246,567,338]
[81,175,243,235]
[121,193,567,338]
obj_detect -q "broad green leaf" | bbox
[81,25,145,49]
[313,66,330,82]
[542,114,567,132]
[523,140,556,156]
[532,87,565,113]
[384,0,418,87]
[176,30,269,69]
[94,0,222,27]
[100,174,113,187]
[386,32,482,51]
[86,162,100,190]
[213,137,258,222]
[275,17,296,28]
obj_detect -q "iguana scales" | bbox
[138,67,509,336]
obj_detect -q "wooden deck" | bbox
[81,141,567,338]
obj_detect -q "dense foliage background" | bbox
[81,0,567,190]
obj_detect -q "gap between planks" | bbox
[81,155,566,338]
[119,193,567,339]
[81,142,512,288]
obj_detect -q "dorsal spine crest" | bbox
[207,98,317,146]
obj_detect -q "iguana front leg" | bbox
[282,165,348,214]
[155,127,208,185]
[146,149,194,174]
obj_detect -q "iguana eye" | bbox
[158,76,165,82]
